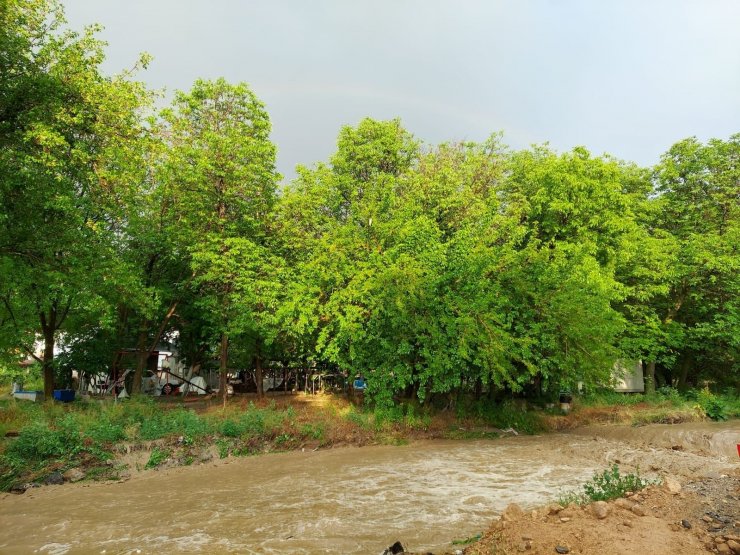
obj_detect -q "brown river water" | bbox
[0,421,737,554]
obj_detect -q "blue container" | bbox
[53,389,75,402]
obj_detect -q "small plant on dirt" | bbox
[216,439,231,459]
[452,533,482,545]
[560,464,652,505]
[300,423,325,440]
[145,448,170,469]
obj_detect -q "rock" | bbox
[502,503,525,522]
[717,543,732,554]
[62,468,85,483]
[45,472,64,485]
[614,498,633,510]
[681,519,692,529]
[555,546,570,554]
[381,541,405,555]
[559,517,571,523]
[662,475,682,494]
[631,504,648,517]
[726,539,740,554]
[703,515,715,523]
[547,504,562,515]
[590,501,610,520]
[559,506,579,518]
[623,520,633,528]
[10,484,27,494]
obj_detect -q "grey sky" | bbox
[63,0,740,181]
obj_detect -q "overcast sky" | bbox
[63,0,740,181]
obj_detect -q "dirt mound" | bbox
[466,476,740,555]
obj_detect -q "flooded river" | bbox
[0,421,737,554]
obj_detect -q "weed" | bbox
[559,464,654,505]
[344,406,371,429]
[452,533,482,545]
[145,448,170,469]
[274,433,293,445]
[216,439,231,459]
[300,423,325,440]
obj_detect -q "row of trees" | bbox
[1,1,737,403]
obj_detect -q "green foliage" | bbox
[145,448,170,469]
[456,399,545,435]
[0,0,736,419]
[344,406,372,429]
[452,534,482,546]
[696,388,728,421]
[560,465,653,505]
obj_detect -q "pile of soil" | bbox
[465,476,740,555]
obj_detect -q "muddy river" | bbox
[1,421,737,554]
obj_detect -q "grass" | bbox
[0,385,737,491]
[579,386,740,424]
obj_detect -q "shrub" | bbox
[696,388,727,421]
[560,464,653,505]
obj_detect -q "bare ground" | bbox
[463,468,740,555]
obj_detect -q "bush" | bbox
[456,399,544,434]
[560,464,653,505]
[696,387,727,421]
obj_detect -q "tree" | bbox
[159,78,278,400]
[650,135,739,388]
[0,0,150,398]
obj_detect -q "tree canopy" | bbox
[1,1,737,402]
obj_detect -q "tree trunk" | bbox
[42,326,55,400]
[219,332,229,403]
[132,324,149,395]
[255,348,264,398]
[644,361,656,395]
[677,354,692,391]
[39,304,59,400]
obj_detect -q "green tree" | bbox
[159,78,279,400]
[0,0,151,397]
[651,135,739,388]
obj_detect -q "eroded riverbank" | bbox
[0,421,737,554]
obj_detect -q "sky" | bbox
[62,0,740,182]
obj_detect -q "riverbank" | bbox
[1,389,738,492]
[464,474,740,555]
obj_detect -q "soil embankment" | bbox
[465,421,740,555]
